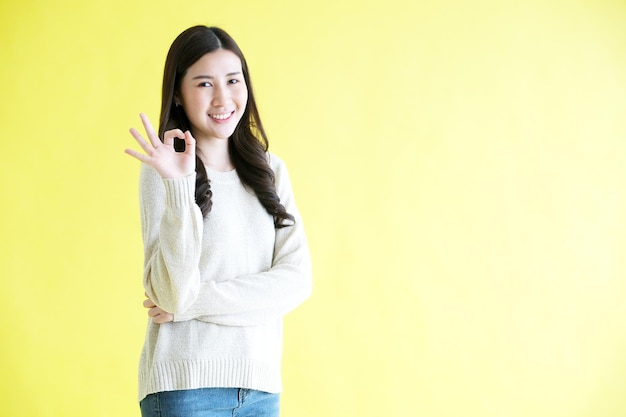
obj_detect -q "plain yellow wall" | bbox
[1,0,626,416]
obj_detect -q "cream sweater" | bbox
[136,153,312,402]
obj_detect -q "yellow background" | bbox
[1,0,625,416]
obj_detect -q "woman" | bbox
[125,25,312,417]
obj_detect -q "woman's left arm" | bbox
[170,156,313,326]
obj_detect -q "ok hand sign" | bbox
[125,113,196,179]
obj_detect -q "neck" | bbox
[196,137,234,172]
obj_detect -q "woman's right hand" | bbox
[125,113,196,179]
[143,293,174,324]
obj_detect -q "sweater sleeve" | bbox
[139,164,204,315]
[173,156,313,326]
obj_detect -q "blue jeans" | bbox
[140,388,280,417]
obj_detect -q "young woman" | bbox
[125,25,312,417]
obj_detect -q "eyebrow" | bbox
[191,72,242,80]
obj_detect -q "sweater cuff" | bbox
[162,174,196,208]
[172,299,207,322]
[172,312,193,322]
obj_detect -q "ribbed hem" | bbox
[162,174,196,208]
[138,358,282,402]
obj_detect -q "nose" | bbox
[212,84,231,108]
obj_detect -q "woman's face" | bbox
[178,49,248,142]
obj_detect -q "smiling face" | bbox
[177,49,248,143]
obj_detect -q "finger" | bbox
[151,309,173,324]
[143,298,156,308]
[129,128,155,157]
[163,129,186,147]
[148,307,160,318]
[154,313,174,324]
[125,148,150,163]
[183,130,196,154]
[139,113,161,148]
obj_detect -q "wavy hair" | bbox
[158,25,293,228]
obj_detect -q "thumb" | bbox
[184,130,196,153]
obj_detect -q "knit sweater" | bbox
[136,153,312,402]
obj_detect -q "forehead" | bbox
[185,49,243,77]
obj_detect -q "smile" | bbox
[209,111,234,121]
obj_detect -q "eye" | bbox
[198,82,213,87]
[227,79,240,85]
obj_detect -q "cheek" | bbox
[239,91,249,109]
[184,94,208,113]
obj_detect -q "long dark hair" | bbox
[158,25,294,228]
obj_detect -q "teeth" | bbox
[210,112,231,120]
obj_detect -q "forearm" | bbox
[173,259,313,326]
[141,167,204,314]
